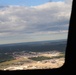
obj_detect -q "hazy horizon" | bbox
[0,38,67,45]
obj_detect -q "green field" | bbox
[0,57,29,70]
[28,53,65,61]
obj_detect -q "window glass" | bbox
[0,0,72,70]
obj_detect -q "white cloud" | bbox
[0,0,72,44]
[65,0,73,4]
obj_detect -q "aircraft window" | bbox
[0,0,72,71]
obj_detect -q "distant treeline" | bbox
[0,40,67,63]
[0,43,66,53]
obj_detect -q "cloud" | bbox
[65,0,73,4]
[0,0,72,43]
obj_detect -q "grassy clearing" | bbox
[29,56,51,61]
[0,57,28,70]
[28,52,65,61]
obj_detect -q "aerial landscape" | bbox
[0,0,72,70]
[0,39,66,70]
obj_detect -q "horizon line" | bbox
[0,38,67,45]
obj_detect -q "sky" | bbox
[0,0,64,6]
[0,0,72,44]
